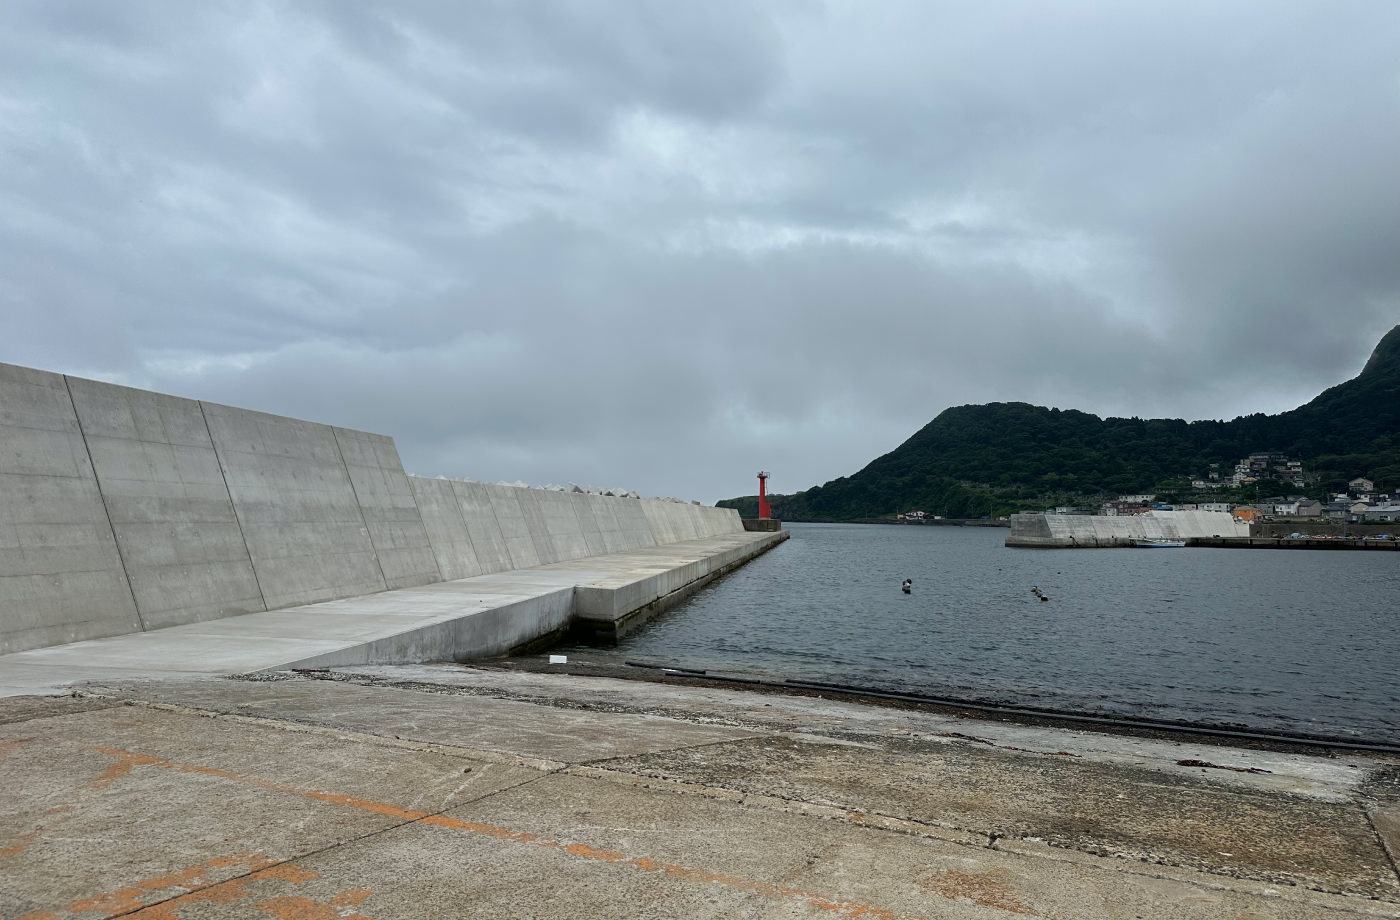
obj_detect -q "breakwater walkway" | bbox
[0,529,784,697]
[1,360,788,696]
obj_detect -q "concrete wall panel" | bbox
[584,494,622,553]
[0,364,142,653]
[408,477,483,581]
[533,489,588,562]
[474,483,534,572]
[202,403,386,609]
[698,505,742,536]
[566,493,609,558]
[333,428,440,589]
[680,503,708,540]
[610,497,656,550]
[639,499,679,545]
[508,487,558,565]
[66,377,266,631]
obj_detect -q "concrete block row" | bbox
[405,480,745,585]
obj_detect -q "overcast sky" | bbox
[3,2,1398,502]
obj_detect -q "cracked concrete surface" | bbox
[2,665,1398,919]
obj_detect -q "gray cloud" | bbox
[3,1,1397,502]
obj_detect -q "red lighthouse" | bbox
[757,471,771,519]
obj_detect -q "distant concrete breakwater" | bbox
[1006,510,1250,548]
[0,361,784,661]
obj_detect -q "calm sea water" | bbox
[552,523,1400,743]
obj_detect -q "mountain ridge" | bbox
[720,325,1400,521]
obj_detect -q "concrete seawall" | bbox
[1006,509,1250,547]
[0,361,783,671]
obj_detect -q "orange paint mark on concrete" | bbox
[331,888,374,907]
[124,863,321,919]
[422,814,530,840]
[561,842,628,861]
[80,746,925,920]
[253,894,376,920]
[0,827,43,858]
[256,864,322,885]
[11,912,61,920]
[87,757,138,790]
[87,745,426,822]
[422,812,903,917]
[66,851,277,916]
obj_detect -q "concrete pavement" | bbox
[2,664,1397,919]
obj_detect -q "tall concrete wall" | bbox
[0,365,142,653]
[66,377,266,631]
[1,361,754,654]
[202,403,388,610]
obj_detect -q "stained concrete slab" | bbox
[0,702,541,915]
[88,677,761,763]
[329,663,1372,801]
[596,734,1396,896]
[2,673,1398,918]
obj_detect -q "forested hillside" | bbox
[720,325,1400,521]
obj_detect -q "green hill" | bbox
[720,325,1400,521]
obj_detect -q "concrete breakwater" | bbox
[0,361,784,669]
[1006,509,1250,547]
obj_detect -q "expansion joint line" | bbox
[199,400,268,614]
[64,374,146,633]
[331,428,390,592]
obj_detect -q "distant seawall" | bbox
[0,362,770,655]
[1006,510,1250,547]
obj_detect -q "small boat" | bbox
[1136,538,1186,548]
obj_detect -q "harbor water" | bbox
[551,522,1400,743]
